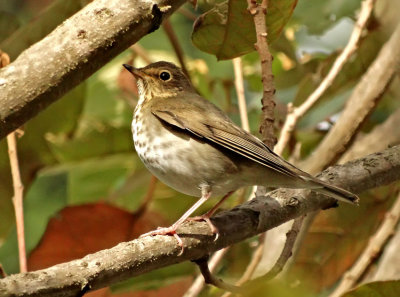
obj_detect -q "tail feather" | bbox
[303,177,359,205]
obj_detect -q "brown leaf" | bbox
[28,202,166,270]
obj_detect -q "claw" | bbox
[140,225,184,255]
[187,215,220,241]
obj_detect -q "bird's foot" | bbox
[140,225,184,255]
[187,215,219,240]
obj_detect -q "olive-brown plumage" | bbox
[123,61,358,248]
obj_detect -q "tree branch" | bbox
[247,0,277,148]
[0,146,399,297]
[183,248,229,297]
[0,0,187,140]
[192,256,240,293]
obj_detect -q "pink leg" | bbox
[140,187,212,254]
[187,191,234,238]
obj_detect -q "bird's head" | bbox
[123,61,193,99]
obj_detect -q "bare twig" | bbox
[222,216,304,297]
[135,175,158,217]
[329,191,400,297]
[247,0,276,148]
[0,146,399,297]
[183,248,229,297]
[6,132,27,273]
[233,57,250,132]
[178,7,197,21]
[221,235,265,297]
[2,50,27,273]
[244,0,278,286]
[370,222,400,281]
[274,0,376,156]
[192,256,241,294]
[246,216,304,285]
[162,19,190,78]
[130,44,153,64]
[237,235,266,284]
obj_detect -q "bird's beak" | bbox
[123,64,147,79]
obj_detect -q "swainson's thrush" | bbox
[123,61,358,248]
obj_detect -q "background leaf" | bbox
[192,0,298,60]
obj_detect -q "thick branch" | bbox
[0,146,399,297]
[0,0,90,60]
[0,0,186,139]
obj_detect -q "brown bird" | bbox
[123,61,358,248]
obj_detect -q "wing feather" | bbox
[151,96,299,178]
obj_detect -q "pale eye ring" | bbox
[159,71,171,81]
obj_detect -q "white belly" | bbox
[132,107,241,197]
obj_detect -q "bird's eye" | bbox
[159,71,171,81]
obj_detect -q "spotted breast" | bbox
[132,100,241,198]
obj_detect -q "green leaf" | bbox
[342,280,400,297]
[292,0,361,35]
[0,169,68,274]
[192,0,298,60]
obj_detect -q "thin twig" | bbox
[221,234,266,297]
[240,0,281,286]
[2,50,27,273]
[247,0,276,149]
[329,191,400,297]
[162,19,190,78]
[130,44,153,64]
[248,216,304,284]
[233,57,250,132]
[135,175,158,217]
[192,256,241,294]
[183,248,229,297]
[222,217,305,297]
[178,7,197,21]
[6,132,27,273]
[274,0,376,156]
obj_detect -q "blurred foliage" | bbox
[0,0,399,296]
[342,280,400,297]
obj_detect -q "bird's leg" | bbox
[140,186,212,254]
[187,191,234,238]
